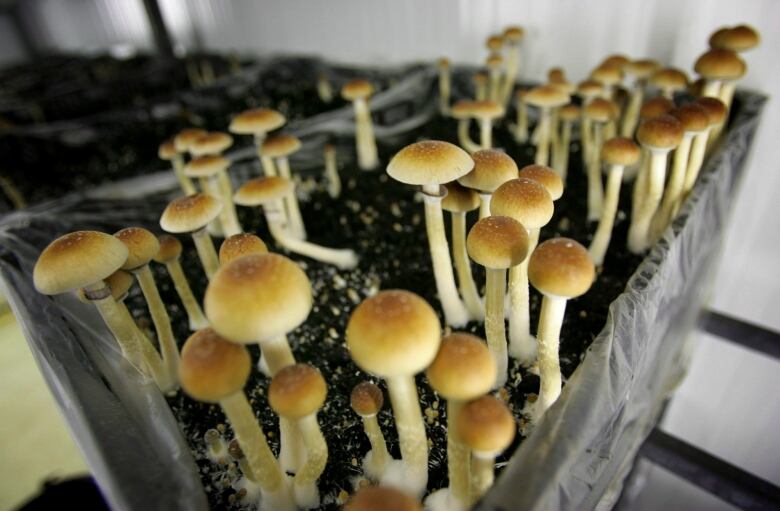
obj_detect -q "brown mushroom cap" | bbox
[577,79,604,99]
[491,177,554,229]
[387,140,474,186]
[559,103,581,121]
[174,128,208,153]
[342,79,374,101]
[179,328,251,403]
[350,382,384,417]
[710,25,760,52]
[442,182,480,213]
[204,253,312,343]
[528,237,595,298]
[261,133,302,158]
[624,59,661,80]
[458,149,517,193]
[346,290,441,378]
[503,26,525,43]
[471,100,505,119]
[601,54,630,69]
[518,164,563,201]
[694,49,746,80]
[450,100,476,120]
[525,85,570,108]
[583,98,619,123]
[190,132,234,157]
[457,395,516,455]
[486,35,504,52]
[601,137,640,166]
[34,231,129,295]
[234,176,294,207]
[344,486,422,511]
[160,193,223,234]
[650,68,689,92]
[670,104,710,133]
[591,64,623,86]
[467,216,529,270]
[158,140,178,160]
[153,234,183,263]
[436,57,450,69]
[636,114,684,150]
[486,53,503,69]
[269,363,327,419]
[184,155,230,178]
[695,97,728,126]
[473,73,488,86]
[426,333,496,401]
[639,97,674,121]
[228,108,286,135]
[77,269,134,303]
[114,227,160,270]
[219,234,268,265]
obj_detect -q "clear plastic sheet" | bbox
[0,59,766,510]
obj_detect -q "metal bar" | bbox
[141,0,174,58]
[639,429,780,511]
[8,3,39,59]
[698,310,780,360]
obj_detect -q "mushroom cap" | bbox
[269,363,327,419]
[78,269,134,303]
[486,35,504,51]
[470,100,504,119]
[547,67,566,83]
[153,234,183,263]
[191,132,233,157]
[342,79,374,100]
[670,104,710,133]
[114,227,160,270]
[518,164,563,201]
[710,25,760,52]
[346,290,441,378]
[548,77,576,95]
[34,231,128,295]
[601,137,640,166]
[179,328,251,403]
[450,100,476,120]
[639,97,674,121]
[559,103,581,121]
[583,98,619,123]
[442,182,480,213]
[261,133,301,158]
[234,176,294,207]
[486,53,503,69]
[205,253,312,343]
[350,382,384,417]
[344,486,422,511]
[577,79,604,98]
[637,114,684,150]
[228,108,286,135]
[426,333,496,401]
[219,233,268,265]
[528,237,595,298]
[160,193,223,233]
[184,155,230,178]
[457,395,516,455]
[650,68,689,92]
[694,49,746,80]
[525,85,570,108]
[387,140,474,186]
[624,59,661,79]
[174,128,208,153]
[503,26,525,42]
[158,140,178,160]
[458,149,517,193]
[601,54,630,69]
[491,177,554,229]
[436,57,450,69]
[472,72,488,85]
[695,97,728,126]
[591,64,623,86]
[467,216,529,270]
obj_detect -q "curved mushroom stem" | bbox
[651,134,693,241]
[164,259,209,331]
[447,400,471,507]
[508,229,539,367]
[324,147,341,199]
[439,66,451,116]
[457,120,481,153]
[552,120,573,181]
[628,149,668,253]
[191,228,220,280]
[589,164,625,267]
[477,192,491,221]
[468,454,496,505]
[478,118,493,150]
[361,414,390,480]
[172,155,196,195]
[353,98,379,171]
[680,129,710,202]
[485,268,508,389]
[621,85,644,138]
[514,99,529,143]
[534,108,551,166]
[535,294,567,418]
[219,392,295,511]
[267,212,358,269]
[276,158,307,240]
[292,414,328,509]
[217,170,243,237]
[383,374,428,496]
[587,122,605,221]
[422,187,470,327]
[451,212,484,320]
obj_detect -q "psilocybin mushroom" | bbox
[191,132,243,237]
[160,193,223,280]
[525,85,570,166]
[682,97,727,198]
[583,98,619,221]
[451,100,481,153]
[269,364,328,509]
[471,100,504,149]
[342,79,379,170]
[437,58,451,116]
[346,290,441,496]
[183,155,236,237]
[179,329,294,511]
[553,103,580,181]
[228,108,287,176]
[350,382,390,481]
[219,233,268,266]
[344,486,422,511]
[621,59,660,137]
[694,48,746,100]
[262,134,307,240]
[458,149,518,220]
[159,139,195,194]
[153,235,209,331]
[387,140,474,327]
[528,238,595,418]
[323,144,341,199]
[467,216,530,388]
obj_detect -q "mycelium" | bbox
[269,364,328,509]
[553,103,580,181]
[513,89,530,144]
[472,73,488,102]
[458,148,518,220]
[233,176,359,269]
[485,53,504,103]
[153,234,209,331]
[450,100,481,153]
[470,100,504,150]
[528,238,595,418]
[344,486,422,511]
[467,216,530,388]
[204,252,312,473]
[323,144,341,199]
[219,233,268,265]
[261,134,307,240]
[190,132,242,237]
[159,139,195,194]
[525,85,570,166]
[490,177,554,366]
[228,108,287,176]
[437,58,452,116]
[346,290,441,496]
[621,59,661,137]
[649,67,689,100]
[589,137,640,266]
[583,98,619,221]
[425,333,496,510]
[342,79,379,171]
[179,328,294,511]
[682,97,727,199]
[694,48,746,100]
[184,155,238,237]
[627,114,683,253]
[500,26,525,104]
[387,140,474,327]
[160,193,222,280]
[457,395,516,504]
[114,227,180,392]
[350,382,390,481]
[204,428,228,465]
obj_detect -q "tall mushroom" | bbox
[649,67,689,100]
[219,233,268,265]
[583,98,619,221]
[160,193,222,280]
[153,234,209,331]
[576,79,605,167]
[500,26,525,104]
[473,73,488,102]
[191,132,243,237]
[485,53,504,103]
[451,101,481,153]
[458,149,518,220]
[262,134,307,240]
[350,382,390,481]
[228,108,287,176]
[174,128,207,160]
[621,59,660,137]
[513,89,530,144]
[694,48,746,99]
[159,139,195,194]
[554,103,580,181]
[471,100,504,150]
[681,97,727,199]
[184,155,240,237]
[631,97,675,222]
[437,58,452,116]
[342,79,379,171]
[525,85,570,166]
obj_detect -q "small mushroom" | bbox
[458,149,518,220]
[204,428,228,465]
[649,67,689,100]
[219,233,268,266]
[344,486,422,511]
[160,193,222,280]
[316,72,333,103]
[682,97,727,198]
[500,26,525,104]
[470,100,504,150]
[485,53,504,103]
[553,103,580,181]
[350,382,390,481]
[525,85,570,166]
[694,48,746,100]
[159,139,195,194]
[228,108,287,176]
[472,72,488,102]
[437,58,452,116]
[323,143,341,199]
[153,235,209,331]
[342,79,379,171]
[191,132,243,237]
[451,100,481,153]
[174,128,207,158]
[184,155,240,238]
[621,59,661,137]
[262,134,307,240]
[583,98,619,221]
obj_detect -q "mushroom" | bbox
[346,290,441,496]
[500,26,525,104]
[473,72,488,102]
[204,429,228,465]
[525,85,570,166]
[490,178,554,366]
[228,438,259,486]
[342,79,379,171]
[261,134,307,240]
[114,227,180,392]
[174,128,208,159]
[546,71,576,157]
[442,183,483,320]
[470,100,504,150]
[160,193,222,280]
[425,333,495,509]
[528,238,595,417]
[190,132,243,237]
[627,114,683,253]
[350,382,390,481]
[323,143,341,199]
[451,101,481,153]
[184,155,241,237]
[576,79,605,167]
[437,58,452,116]
[588,137,640,266]
[159,139,195,194]
[621,59,661,137]
[387,140,474,327]
[467,216,530,388]
[631,97,675,221]
[583,98,619,221]
[518,164,564,203]
[316,72,333,103]
[485,34,504,53]
[179,329,294,511]
[513,89,530,143]
[710,24,760,53]
[458,149,518,220]
[344,486,422,511]
[694,48,746,99]
[228,108,287,176]
[485,53,504,103]
[234,176,359,269]
[591,64,623,102]
[153,234,209,331]
[682,97,727,198]
[457,395,515,504]
[552,103,580,181]
[649,67,689,100]
[219,233,268,265]
[269,364,328,509]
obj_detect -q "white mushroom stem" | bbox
[469,453,497,504]
[621,85,644,137]
[581,115,593,168]
[485,267,509,389]
[651,134,694,241]
[508,229,539,367]
[217,170,243,237]
[702,80,722,99]
[535,294,567,417]
[550,109,562,160]
[631,150,649,223]
[628,148,669,253]
[514,100,529,143]
[475,81,487,102]
[115,298,170,390]
[360,414,390,480]
[292,414,328,509]
[172,155,196,194]
[438,66,451,115]
[191,228,220,280]
[477,192,491,221]
[164,259,209,330]
[554,119,573,182]
[501,47,519,104]
[710,83,735,143]
[254,134,277,177]
[276,157,307,240]
[259,335,295,374]
[488,69,501,102]
[421,187,470,327]
[353,98,379,170]
[478,118,493,150]
[384,375,428,495]
[219,392,295,511]
[202,176,224,237]
[83,282,144,373]
[457,120,481,153]
[587,122,605,221]
[534,108,551,166]
[589,164,625,266]
[681,129,711,200]
[324,148,341,199]
[317,76,333,103]
[447,400,471,506]
[451,212,484,320]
